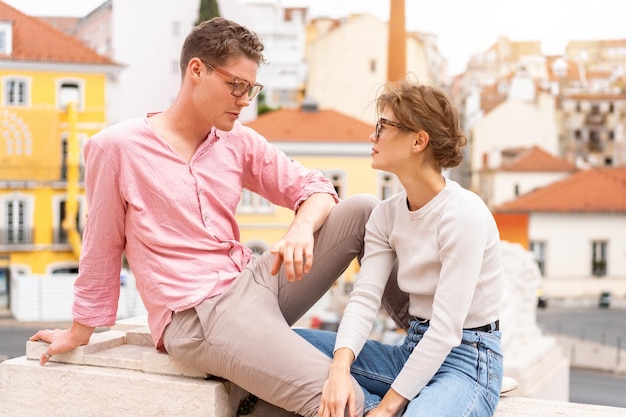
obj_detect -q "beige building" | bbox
[304,13,447,124]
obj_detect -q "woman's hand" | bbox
[363,388,408,417]
[318,348,357,417]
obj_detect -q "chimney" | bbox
[387,0,406,82]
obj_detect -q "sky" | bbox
[6,0,626,74]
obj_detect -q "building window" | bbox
[3,77,29,106]
[57,79,84,110]
[0,21,13,55]
[529,241,546,276]
[52,195,86,244]
[589,130,602,151]
[320,170,346,199]
[1,195,33,245]
[591,241,607,277]
[271,89,300,108]
[379,173,403,200]
[237,189,273,214]
[60,133,87,181]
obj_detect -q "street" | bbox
[0,317,72,360]
[2,306,626,408]
[537,304,626,348]
[536,305,626,408]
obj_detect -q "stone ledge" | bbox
[495,396,626,417]
[4,316,626,417]
[0,356,239,417]
[25,327,207,379]
[3,355,626,417]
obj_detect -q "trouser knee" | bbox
[334,193,380,222]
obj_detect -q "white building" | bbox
[72,0,308,124]
[470,69,559,191]
[494,167,626,282]
[478,146,577,208]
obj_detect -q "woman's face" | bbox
[370,108,415,172]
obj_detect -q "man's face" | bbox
[193,57,260,132]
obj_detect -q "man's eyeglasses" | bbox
[201,60,264,100]
[375,117,410,139]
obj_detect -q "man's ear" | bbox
[188,58,203,80]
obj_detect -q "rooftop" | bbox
[0,1,115,65]
[245,106,373,143]
[494,167,626,213]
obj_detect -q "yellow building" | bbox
[0,2,119,295]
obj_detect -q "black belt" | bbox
[412,318,499,333]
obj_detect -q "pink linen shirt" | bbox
[72,116,337,349]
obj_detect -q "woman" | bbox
[296,80,504,417]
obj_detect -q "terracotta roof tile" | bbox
[494,168,626,213]
[0,1,115,65]
[500,146,577,172]
[245,107,373,142]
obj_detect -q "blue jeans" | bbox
[295,319,503,417]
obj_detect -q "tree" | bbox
[196,0,220,25]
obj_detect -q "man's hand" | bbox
[29,320,95,365]
[270,193,335,281]
[270,226,314,282]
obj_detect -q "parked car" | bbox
[599,291,611,308]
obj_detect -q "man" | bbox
[30,17,387,417]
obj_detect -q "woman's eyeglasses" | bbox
[201,60,264,100]
[375,117,410,139]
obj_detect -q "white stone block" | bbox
[142,350,208,379]
[505,344,570,401]
[26,330,127,365]
[124,326,153,347]
[0,356,233,417]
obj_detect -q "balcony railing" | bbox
[53,227,84,244]
[0,228,84,246]
[0,228,34,245]
[592,260,607,277]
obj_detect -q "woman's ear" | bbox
[412,130,429,152]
